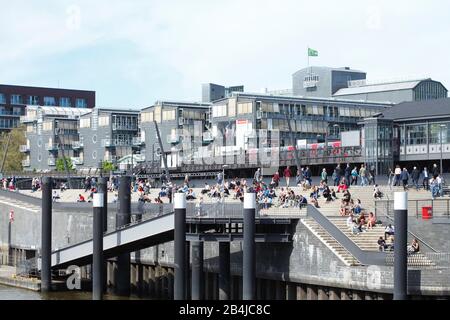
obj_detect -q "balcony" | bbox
[132,137,145,146]
[102,139,132,147]
[20,145,30,153]
[45,143,58,151]
[22,159,30,167]
[72,141,84,149]
[112,124,138,131]
[72,157,84,165]
[48,158,56,166]
[20,116,37,123]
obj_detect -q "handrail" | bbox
[306,205,387,265]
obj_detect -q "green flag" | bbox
[308,48,318,57]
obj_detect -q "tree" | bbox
[56,157,74,172]
[0,125,26,172]
[102,161,116,172]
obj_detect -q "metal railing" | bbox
[375,199,450,219]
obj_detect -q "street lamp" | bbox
[440,124,447,175]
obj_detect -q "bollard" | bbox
[191,241,204,300]
[93,193,104,300]
[394,192,408,300]
[219,242,231,300]
[174,193,186,300]
[41,177,52,292]
[98,177,108,292]
[116,176,131,296]
[243,192,256,300]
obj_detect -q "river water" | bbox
[0,284,146,300]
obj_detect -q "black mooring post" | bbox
[191,241,204,300]
[243,192,256,300]
[219,242,231,300]
[174,193,186,300]
[93,192,104,300]
[98,177,108,292]
[394,192,408,300]
[116,176,131,296]
[41,177,52,292]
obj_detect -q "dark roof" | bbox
[379,98,450,121]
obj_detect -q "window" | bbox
[162,109,176,121]
[43,121,53,131]
[0,93,6,104]
[28,96,39,105]
[60,97,71,107]
[141,111,154,123]
[99,116,110,126]
[76,98,87,108]
[43,96,56,106]
[237,102,252,114]
[13,107,22,115]
[80,118,91,128]
[11,94,23,104]
[212,105,227,117]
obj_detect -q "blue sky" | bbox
[1,0,450,108]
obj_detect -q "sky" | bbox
[1,0,450,108]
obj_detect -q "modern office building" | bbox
[361,97,450,174]
[20,106,92,171]
[202,83,244,102]
[334,78,448,104]
[208,92,391,154]
[292,66,366,98]
[0,84,95,132]
[77,108,140,169]
[139,101,211,169]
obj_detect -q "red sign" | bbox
[9,209,14,223]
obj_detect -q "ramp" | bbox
[51,212,174,269]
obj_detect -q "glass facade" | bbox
[76,98,87,108]
[364,120,394,175]
[414,81,447,101]
[44,96,56,106]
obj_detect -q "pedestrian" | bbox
[422,167,430,190]
[283,166,291,187]
[369,165,376,185]
[401,168,409,191]
[321,168,328,184]
[411,166,420,190]
[432,163,439,177]
[304,166,312,185]
[344,164,352,188]
[254,168,261,184]
[387,168,394,190]
[359,164,367,186]
[351,167,359,186]
[394,165,402,186]
[334,164,342,186]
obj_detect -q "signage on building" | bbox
[341,130,361,147]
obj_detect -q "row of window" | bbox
[259,102,381,118]
[0,118,19,128]
[141,108,207,123]
[0,93,87,107]
[400,123,450,145]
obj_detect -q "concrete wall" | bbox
[1,200,449,296]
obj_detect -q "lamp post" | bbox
[440,124,447,176]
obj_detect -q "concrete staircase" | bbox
[301,218,360,266]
